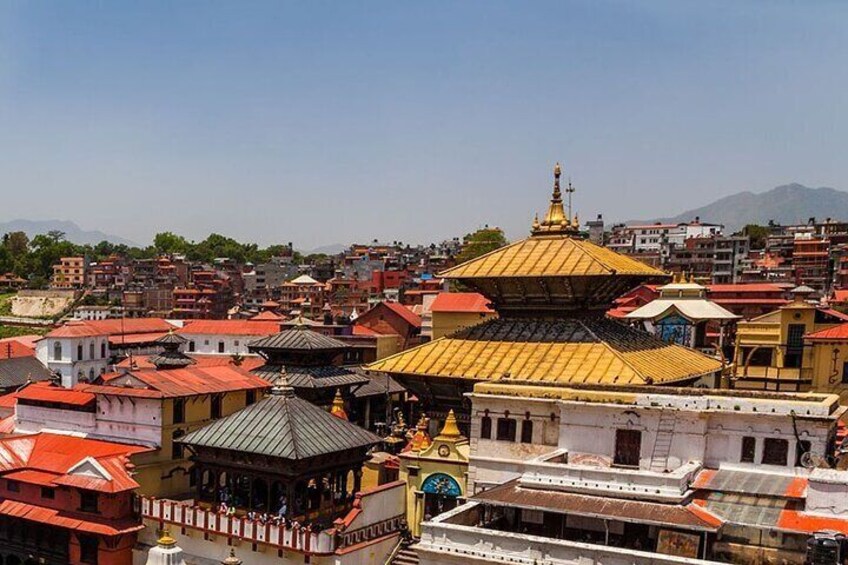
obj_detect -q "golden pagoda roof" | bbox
[366,318,721,387]
[439,234,665,280]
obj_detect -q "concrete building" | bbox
[175,319,281,355]
[51,256,88,288]
[415,381,848,565]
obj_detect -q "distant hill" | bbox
[0,219,138,247]
[640,183,848,233]
[305,243,347,255]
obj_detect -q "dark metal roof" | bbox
[179,388,381,460]
[155,332,188,345]
[248,327,347,352]
[251,364,369,389]
[453,316,677,352]
[353,372,406,398]
[147,350,196,369]
[0,357,54,390]
[472,480,721,532]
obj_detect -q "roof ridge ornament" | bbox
[271,366,296,397]
[531,162,579,236]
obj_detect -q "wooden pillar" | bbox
[353,469,362,494]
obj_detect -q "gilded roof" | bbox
[366,318,721,386]
[438,235,665,280]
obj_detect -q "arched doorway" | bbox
[421,473,462,520]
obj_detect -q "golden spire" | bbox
[532,162,576,235]
[531,214,540,232]
[410,414,432,452]
[330,388,348,420]
[436,409,462,440]
[157,528,177,548]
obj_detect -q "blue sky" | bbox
[1,1,846,249]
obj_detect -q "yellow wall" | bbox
[136,389,257,498]
[375,334,401,360]
[809,341,848,404]
[432,311,497,340]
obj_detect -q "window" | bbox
[480,413,492,439]
[614,429,642,467]
[77,344,83,361]
[89,342,95,360]
[521,418,534,444]
[741,436,756,463]
[101,342,107,358]
[79,534,99,564]
[53,341,62,361]
[173,399,185,424]
[6,480,19,492]
[842,361,848,385]
[211,396,222,419]
[796,440,812,467]
[496,417,517,442]
[762,438,789,466]
[172,429,185,460]
[41,487,55,499]
[188,341,195,352]
[218,341,225,353]
[79,490,99,513]
[246,389,256,406]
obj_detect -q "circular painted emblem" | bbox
[438,444,450,457]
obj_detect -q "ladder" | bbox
[649,411,676,472]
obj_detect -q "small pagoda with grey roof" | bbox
[179,371,381,521]
[247,324,404,424]
[148,331,196,370]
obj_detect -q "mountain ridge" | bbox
[634,183,848,233]
[0,219,139,247]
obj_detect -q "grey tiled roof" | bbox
[251,365,370,389]
[0,357,53,389]
[352,372,406,398]
[179,390,381,460]
[248,327,347,352]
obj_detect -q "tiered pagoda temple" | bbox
[366,164,723,425]
[179,372,381,522]
[247,324,404,427]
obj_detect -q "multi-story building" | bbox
[730,289,848,391]
[51,256,88,288]
[612,219,723,254]
[793,235,831,291]
[415,381,848,565]
[35,317,178,386]
[711,235,750,283]
[11,357,271,498]
[278,274,327,319]
[0,432,148,565]
[176,319,281,355]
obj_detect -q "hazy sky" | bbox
[1,1,847,249]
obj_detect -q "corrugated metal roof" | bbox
[251,364,369,389]
[0,356,54,389]
[625,299,739,322]
[438,235,665,279]
[179,390,380,460]
[431,292,495,314]
[248,327,348,352]
[352,372,406,398]
[366,318,721,386]
[700,492,787,529]
[82,365,270,399]
[45,318,176,338]
[692,469,807,499]
[177,320,281,336]
[0,499,142,535]
[473,480,721,531]
[16,383,95,406]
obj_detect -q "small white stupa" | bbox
[145,529,187,565]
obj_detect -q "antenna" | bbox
[566,177,575,223]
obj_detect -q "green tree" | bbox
[3,231,29,258]
[455,227,508,264]
[741,224,769,250]
[154,232,190,255]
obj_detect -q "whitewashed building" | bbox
[415,381,848,565]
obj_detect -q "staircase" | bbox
[649,411,676,472]
[389,545,420,565]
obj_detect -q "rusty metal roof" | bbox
[251,364,370,389]
[472,480,722,531]
[692,469,807,499]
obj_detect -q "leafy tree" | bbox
[741,224,769,250]
[3,231,29,258]
[455,227,508,264]
[154,232,190,255]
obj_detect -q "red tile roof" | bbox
[250,310,284,321]
[0,339,35,360]
[45,318,176,339]
[708,283,787,294]
[431,292,495,314]
[806,323,848,341]
[108,331,170,346]
[177,320,281,336]
[0,499,142,535]
[82,365,271,399]
[382,302,422,328]
[352,325,380,336]
[0,432,149,496]
[15,382,95,406]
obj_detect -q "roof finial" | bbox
[271,366,295,397]
[330,388,348,420]
[532,162,574,236]
[436,409,462,439]
[222,547,243,565]
[157,528,178,548]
